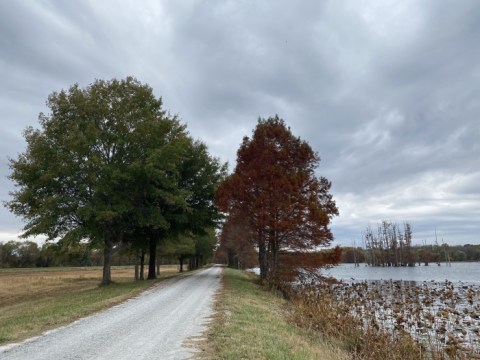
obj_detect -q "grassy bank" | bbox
[202,268,349,360]
[203,268,450,360]
[0,265,181,344]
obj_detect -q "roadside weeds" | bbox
[198,268,349,360]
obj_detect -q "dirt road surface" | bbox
[0,266,223,360]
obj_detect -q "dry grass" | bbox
[200,268,349,360]
[202,269,433,359]
[0,265,181,344]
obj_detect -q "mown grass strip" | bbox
[202,268,348,360]
[0,266,182,344]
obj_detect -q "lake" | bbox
[248,261,480,355]
[323,262,480,356]
[323,262,480,284]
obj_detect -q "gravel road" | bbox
[0,266,223,360]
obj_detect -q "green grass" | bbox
[201,268,348,360]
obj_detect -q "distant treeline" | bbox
[0,240,122,268]
[343,220,479,267]
[0,237,214,270]
[342,243,480,264]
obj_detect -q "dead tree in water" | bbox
[363,220,415,267]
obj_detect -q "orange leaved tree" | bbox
[216,116,339,285]
[216,210,258,269]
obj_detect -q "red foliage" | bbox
[216,116,339,285]
[274,246,342,283]
[215,212,258,269]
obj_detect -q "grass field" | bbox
[201,268,349,360]
[0,265,181,344]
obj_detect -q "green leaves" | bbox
[6,77,226,283]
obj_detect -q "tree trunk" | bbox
[156,256,160,276]
[147,236,157,279]
[228,250,235,268]
[269,239,278,284]
[258,240,268,284]
[134,255,139,281]
[179,256,184,272]
[101,234,114,285]
[140,250,145,280]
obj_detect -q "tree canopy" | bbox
[216,116,339,284]
[6,77,225,284]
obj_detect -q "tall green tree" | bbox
[216,116,338,284]
[127,134,226,279]
[5,77,206,284]
[124,119,190,280]
[159,235,195,272]
[190,228,218,269]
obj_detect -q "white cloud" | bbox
[331,170,480,245]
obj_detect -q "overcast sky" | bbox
[1,0,479,247]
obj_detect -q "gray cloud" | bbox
[0,0,479,246]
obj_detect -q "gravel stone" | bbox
[0,266,223,360]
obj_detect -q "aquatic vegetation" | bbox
[289,283,426,360]
[324,279,480,358]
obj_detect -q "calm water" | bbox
[323,262,480,284]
